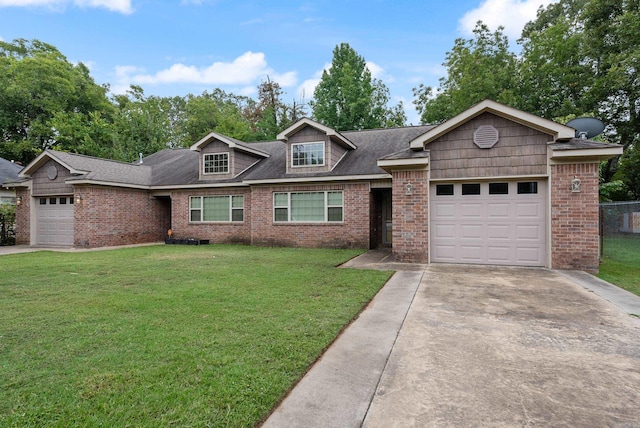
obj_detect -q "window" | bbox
[518,182,538,194]
[189,195,243,222]
[49,197,57,205]
[292,142,325,167]
[461,183,481,195]
[203,153,229,174]
[60,197,67,205]
[40,198,46,205]
[489,182,509,195]
[274,191,343,222]
[436,184,454,196]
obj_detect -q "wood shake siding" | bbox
[429,113,551,179]
[234,151,260,176]
[31,159,74,196]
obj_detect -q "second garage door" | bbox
[36,196,74,246]
[430,180,547,266]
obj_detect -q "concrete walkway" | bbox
[263,255,640,427]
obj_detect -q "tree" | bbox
[0,39,114,164]
[518,0,640,185]
[311,43,405,130]
[413,23,518,124]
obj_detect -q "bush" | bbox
[0,204,16,246]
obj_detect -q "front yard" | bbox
[0,245,392,427]
[598,235,640,297]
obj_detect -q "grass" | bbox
[598,235,640,297]
[0,244,392,427]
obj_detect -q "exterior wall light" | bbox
[15,196,22,206]
[405,182,413,195]
[75,194,83,204]
[571,176,581,193]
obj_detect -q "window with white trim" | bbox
[274,191,343,222]
[190,195,244,222]
[203,153,229,174]
[291,142,325,167]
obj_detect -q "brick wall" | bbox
[170,188,251,244]
[74,186,170,248]
[550,162,600,273]
[250,183,370,249]
[14,188,30,245]
[391,170,428,262]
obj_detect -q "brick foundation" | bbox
[550,163,600,273]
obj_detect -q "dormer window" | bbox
[292,142,325,167]
[204,153,229,174]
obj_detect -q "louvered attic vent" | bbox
[473,125,499,149]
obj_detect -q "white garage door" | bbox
[430,180,546,266]
[36,196,74,246]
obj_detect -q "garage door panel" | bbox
[460,224,482,239]
[460,203,483,218]
[460,245,483,262]
[516,224,543,240]
[431,181,546,267]
[487,203,511,217]
[486,224,511,240]
[487,246,511,263]
[433,224,456,239]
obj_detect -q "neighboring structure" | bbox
[6,100,622,272]
[0,157,23,205]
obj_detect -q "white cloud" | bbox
[130,52,279,86]
[459,0,558,39]
[0,0,133,13]
[112,52,298,96]
[296,63,330,100]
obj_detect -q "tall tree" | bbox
[413,23,518,124]
[0,39,114,164]
[311,43,405,130]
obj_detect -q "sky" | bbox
[0,0,557,124]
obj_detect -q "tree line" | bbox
[1,0,638,200]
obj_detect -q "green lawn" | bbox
[0,245,392,427]
[598,235,640,297]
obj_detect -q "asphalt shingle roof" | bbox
[0,157,23,185]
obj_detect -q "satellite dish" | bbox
[566,117,605,140]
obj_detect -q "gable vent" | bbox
[473,125,499,149]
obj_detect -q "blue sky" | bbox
[0,0,556,124]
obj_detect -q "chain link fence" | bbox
[599,201,640,257]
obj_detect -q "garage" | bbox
[36,196,74,246]
[430,180,546,266]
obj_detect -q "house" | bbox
[7,100,622,272]
[0,157,23,205]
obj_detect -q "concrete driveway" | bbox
[363,265,640,427]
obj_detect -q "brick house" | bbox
[8,100,622,272]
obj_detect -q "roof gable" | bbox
[409,99,576,149]
[277,118,356,150]
[190,132,270,158]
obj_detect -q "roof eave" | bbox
[550,146,623,163]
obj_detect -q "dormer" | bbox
[277,118,356,174]
[190,132,270,181]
